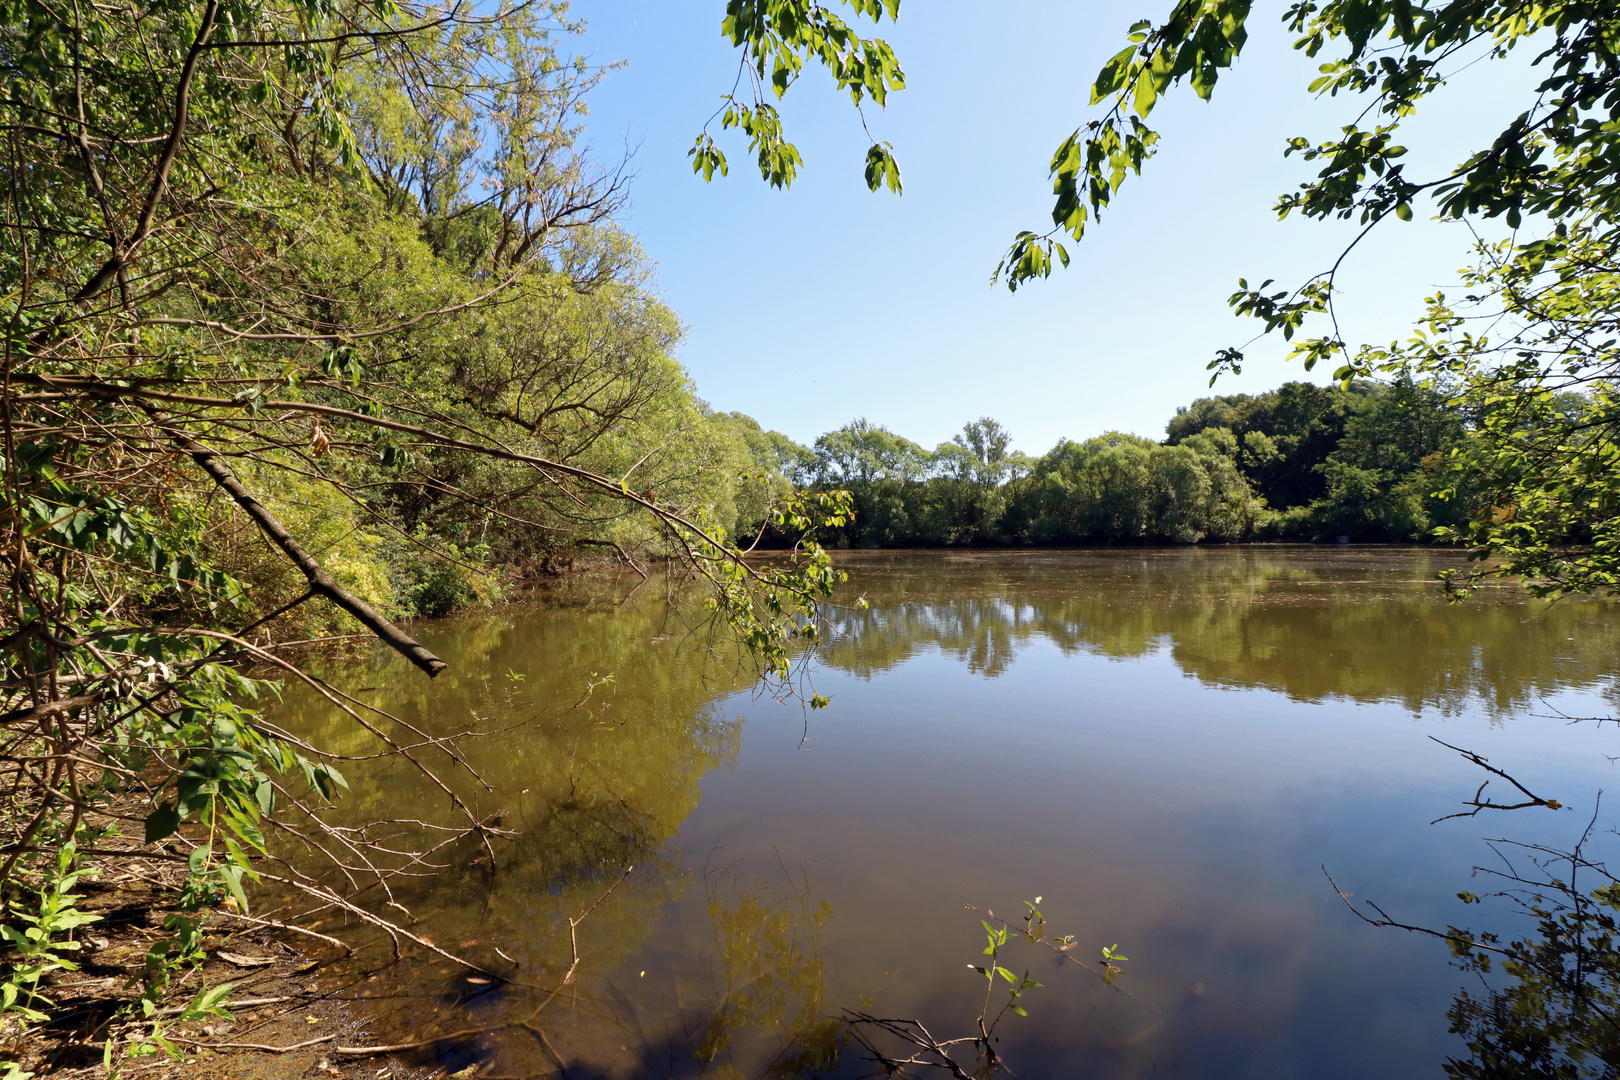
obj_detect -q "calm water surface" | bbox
[280,548,1620,1078]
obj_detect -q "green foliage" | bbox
[697,0,906,192]
[706,411,809,543]
[699,490,855,684]
[796,421,1266,548]
[772,383,1480,548]
[1333,221,1620,596]
[1007,431,1263,544]
[1308,460,1430,541]
[970,920,1042,1021]
[1168,379,1470,541]
[0,846,101,1025]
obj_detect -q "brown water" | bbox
[277,547,1620,1078]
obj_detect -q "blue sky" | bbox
[567,2,1538,455]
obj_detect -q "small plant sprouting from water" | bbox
[970,919,1041,1030]
[844,896,1130,1077]
[572,672,617,722]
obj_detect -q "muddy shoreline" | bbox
[5,829,483,1080]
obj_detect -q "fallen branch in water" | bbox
[1429,736,1562,823]
[841,1011,979,1079]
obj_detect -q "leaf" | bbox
[863,143,903,194]
[186,982,235,1019]
[144,804,181,844]
[220,865,251,916]
[1091,44,1138,101]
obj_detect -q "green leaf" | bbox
[145,804,181,844]
[219,866,250,916]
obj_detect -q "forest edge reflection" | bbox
[272,549,1620,1078]
[818,549,1618,717]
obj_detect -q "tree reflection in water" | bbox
[1324,787,1620,1080]
[819,549,1620,715]
[266,552,1620,1077]
[680,860,843,1077]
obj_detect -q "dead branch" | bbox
[1322,865,1512,957]
[1430,736,1563,823]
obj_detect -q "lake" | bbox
[278,547,1620,1078]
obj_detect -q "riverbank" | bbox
[3,823,482,1079]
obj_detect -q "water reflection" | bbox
[269,549,1620,1079]
[822,548,1620,714]
[278,590,742,1053]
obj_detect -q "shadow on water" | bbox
[267,548,1620,1079]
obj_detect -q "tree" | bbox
[952,417,1013,487]
[811,418,930,486]
[0,0,852,1050]
[1005,431,1263,544]
[707,1,1620,595]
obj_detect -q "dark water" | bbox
[278,548,1620,1078]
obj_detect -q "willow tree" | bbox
[0,0,851,1056]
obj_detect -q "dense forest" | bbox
[722,377,1492,550]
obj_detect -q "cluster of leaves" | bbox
[1,846,100,1026]
[692,0,905,191]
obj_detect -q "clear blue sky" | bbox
[568,2,1536,455]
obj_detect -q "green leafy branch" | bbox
[694,0,905,192]
[1,845,101,1026]
[997,1,1250,291]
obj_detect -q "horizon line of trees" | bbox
[718,377,1503,548]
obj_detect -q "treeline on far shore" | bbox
[716,378,1523,549]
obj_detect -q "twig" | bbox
[332,1026,500,1056]
[1322,866,1511,957]
[213,909,350,951]
[166,1032,334,1052]
[1429,736,1562,823]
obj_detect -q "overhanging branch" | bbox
[145,407,447,678]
